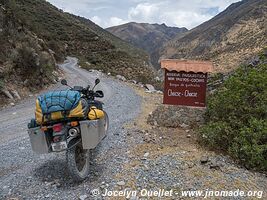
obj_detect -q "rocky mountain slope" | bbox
[0,2,57,104]
[161,0,267,72]
[107,22,188,69]
[1,0,156,86]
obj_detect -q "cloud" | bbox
[90,16,128,27]
[109,17,128,27]
[91,16,102,25]
[126,0,239,28]
[47,0,240,29]
[128,2,161,22]
[160,11,213,28]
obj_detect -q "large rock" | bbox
[1,89,14,99]
[147,105,205,128]
[145,84,156,92]
[11,90,21,99]
[116,75,126,81]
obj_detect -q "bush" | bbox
[200,51,267,171]
[14,45,39,74]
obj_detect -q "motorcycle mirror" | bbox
[95,78,100,85]
[61,79,68,86]
[95,90,104,98]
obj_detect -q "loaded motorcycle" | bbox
[27,78,109,181]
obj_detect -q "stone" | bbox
[137,83,144,88]
[117,181,126,186]
[186,134,191,138]
[200,156,210,164]
[79,195,88,200]
[145,84,156,92]
[10,103,15,106]
[210,161,221,170]
[143,152,149,157]
[180,123,189,129]
[11,90,21,99]
[155,76,161,81]
[48,49,55,55]
[1,89,14,99]
[116,75,126,81]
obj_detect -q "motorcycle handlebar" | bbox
[61,79,103,98]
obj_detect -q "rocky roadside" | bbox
[105,83,267,200]
[0,68,64,110]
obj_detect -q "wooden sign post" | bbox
[161,60,213,107]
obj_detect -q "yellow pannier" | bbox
[35,100,85,124]
[88,106,105,120]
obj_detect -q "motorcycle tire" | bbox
[66,142,90,182]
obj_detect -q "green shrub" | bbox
[14,45,38,74]
[200,51,267,171]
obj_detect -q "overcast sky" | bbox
[47,0,240,29]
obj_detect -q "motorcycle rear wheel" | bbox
[66,142,90,182]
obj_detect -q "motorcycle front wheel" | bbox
[66,142,90,182]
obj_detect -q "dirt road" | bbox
[0,57,141,199]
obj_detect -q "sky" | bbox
[47,0,240,29]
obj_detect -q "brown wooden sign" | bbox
[161,60,213,107]
[163,70,207,107]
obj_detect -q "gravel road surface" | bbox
[0,57,141,199]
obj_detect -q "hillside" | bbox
[161,0,267,72]
[2,0,156,84]
[107,22,187,69]
[0,2,56,104]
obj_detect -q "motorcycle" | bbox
[27,78,109,181]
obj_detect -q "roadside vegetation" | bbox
[0,0,56,95]
[200,48,267,171]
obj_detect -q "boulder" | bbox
[147,105,205,128]
[11,90,21,99]
[1,89,14,99]
[145,84,156,92]
[116,75,126,81]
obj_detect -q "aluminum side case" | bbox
[28,127,50,154]
[80,117,107,149]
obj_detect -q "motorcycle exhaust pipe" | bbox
[68,127,80,138]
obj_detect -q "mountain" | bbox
[107,22,188,69]
[161,0,267,72]
[0,0,156,85]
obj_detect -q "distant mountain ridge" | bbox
[107,22,188,69]
[161,0,267,72]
